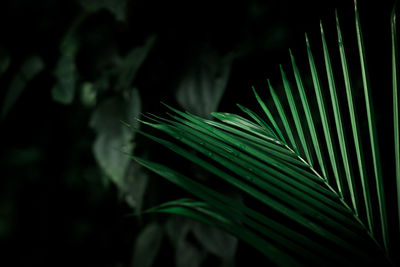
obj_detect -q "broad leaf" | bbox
[124,161,149,212]
[90,89,140,188]
[166,216,206,267]
[131,222,163,267]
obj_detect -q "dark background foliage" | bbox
[0,0,395,266]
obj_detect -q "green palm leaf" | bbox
[130,1,399,265]
[354,0,389,251]
[336,9,374,234]
[392,1,400,238]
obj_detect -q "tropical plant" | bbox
[130,1,400,265]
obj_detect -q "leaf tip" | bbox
[305,33,310,47]
[354,0,358,12]
[392,1,398,24]
[267,79,276,96]
[289,50,295,62]
[251,86,260,98]
[279,64,285,76]
[335,9,339,24]
[320,20,325,35]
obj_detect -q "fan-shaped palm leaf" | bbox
[130,1,400,265]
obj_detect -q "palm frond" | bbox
[305,33,344,196]
[267,79,299,153]
[130,1,399,265]
[336,9,374,234]
[280,64,313,165]
[290,49,329,180]
[321,20,359,214]
[354,0,389,251]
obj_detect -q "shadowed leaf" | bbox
[2,56,44,118]
[131,222,163,267]
[176,48,235,118]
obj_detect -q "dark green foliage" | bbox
[133,1,400,265]
[2,0,398,266]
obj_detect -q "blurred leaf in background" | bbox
[166,216,237,267]
[51,37,79,104]
[175,46,235,118]
[124,160,149,212]
[131,222,163,267]
[2,55,44,118]
[114,35,157,92]
[78,0,129,21]
[80,81,97,107]
[51,14,88,105]
[166,216,206,267]
[90,88,140,188]
[192,220,237,266]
